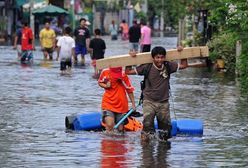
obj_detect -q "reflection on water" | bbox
[0,36,248,167]
[141,141,171,168]
[101,136,128,168]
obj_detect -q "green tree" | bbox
[144,0,247,94]
[207,0,248,94]
[146,0,193,29]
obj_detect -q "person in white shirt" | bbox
[56,27,75,74]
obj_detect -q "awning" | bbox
[32,4,69,16]
[15,0,28,7]
[15,0,46,8]
[23,1,48,10]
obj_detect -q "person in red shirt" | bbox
[20,21,35,63]
[98,67,136,133]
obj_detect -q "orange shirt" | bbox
[120,23,129,33]
[98,69,134,113]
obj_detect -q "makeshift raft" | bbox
[65,112,203,136]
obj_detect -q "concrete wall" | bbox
[93,11,119,35]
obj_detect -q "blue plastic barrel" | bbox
[70,113,203,136]
[171,120,177,136]
[154,120,177,136]
[73,112,103,131]
[176,119,203,135]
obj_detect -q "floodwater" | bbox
[0,36,248,168]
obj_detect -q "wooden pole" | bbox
[178,17,186,46]
[236,40,242,76]
[96,46,209,70]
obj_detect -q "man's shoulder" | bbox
[57,36,63,43]
[65,35,73,39]
[49,29,55,33]
[74,27,81,32]
[98,38,105,43]
[100,68,109,76]
[140,63,152,67]
[92,38,104,42]
[23,27,32,34]
[90,38,96,42]
[145,26,150,30]
[80,26,89,31]
[40,28,46,32]
[134,26,140,31]
[167,61,177,66]
[167,61,178,73]
[27,27,33,32]
[65,36,75,41]
[129,26,135,29]
[136,63,152,73]
[39,28,46,35]
[141,26,146,32]
[137,63,151,67]
[122,73,130,80]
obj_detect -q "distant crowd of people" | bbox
[109,19,152,53]
[13,18,99,75]
[13,18,152,76]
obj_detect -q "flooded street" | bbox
[0,36,248,168]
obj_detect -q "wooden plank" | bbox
[96,46,209,70]
[0,38,5,43]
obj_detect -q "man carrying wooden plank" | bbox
[125,46,188,141]
[96,46,208,141]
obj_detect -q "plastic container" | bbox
[176,119,203,135]
[154,120,177,136]
[73,112,103,131]
[67,113,203,136]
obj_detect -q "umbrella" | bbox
[32,4,69,16]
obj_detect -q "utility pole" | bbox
[141,0,147,14]
[71,0,75,31]
[127,0,133,27]
[236,41,242,76]
[160,0,164,31]
[178,17,185,46]
[30,0,35,34]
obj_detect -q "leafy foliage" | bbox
[146,0,193,28]
[207,0,248,94]
[207,33,237,73]
[135,0,248,93]
[136,11,147,22]
[239,40,248,94]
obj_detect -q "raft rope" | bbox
[169,90,177,120]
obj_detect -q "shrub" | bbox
[207,33,237,72]
[239,40,248,95]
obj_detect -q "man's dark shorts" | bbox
[60,58,72,71]
[21,50,33,63]
[42,47,54,59]
[141,44,151,52]
[75,44,87,56]
[102,110,125,124]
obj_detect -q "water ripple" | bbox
[0,37,248,167]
